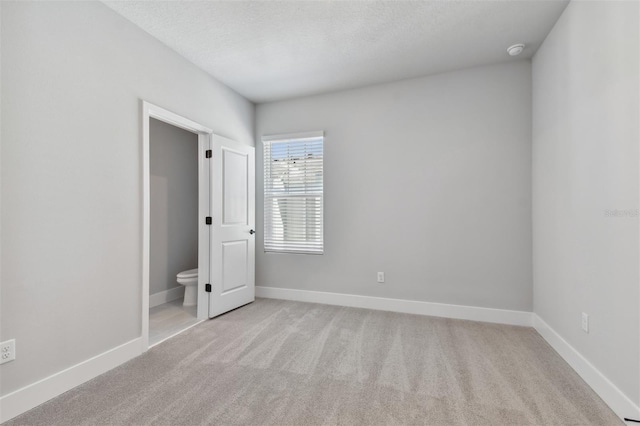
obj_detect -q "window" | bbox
[263,132,324,254]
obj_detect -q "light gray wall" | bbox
[150,119,198,296]
[532,1,639,404]
[256,61,533,311]
[0,1,253,395]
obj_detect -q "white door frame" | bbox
[141,101,212,351]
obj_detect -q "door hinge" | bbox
[206,216,212,225]
[206,150,212,158]
[205,284,212,293]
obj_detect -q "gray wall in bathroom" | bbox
[150,118,199,296]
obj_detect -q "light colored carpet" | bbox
[5,298,621,425]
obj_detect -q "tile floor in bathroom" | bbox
[149,299,202,347]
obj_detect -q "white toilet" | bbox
[176,268,198,307]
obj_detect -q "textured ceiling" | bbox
[103,0,568,103]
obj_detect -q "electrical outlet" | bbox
[581,313,589,333]
[0,339,15,364]
[377,272,385,283]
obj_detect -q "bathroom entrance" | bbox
[142,102,212,349]
[148,117,202,346]
[141,101,256,350]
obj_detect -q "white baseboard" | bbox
[0,338,142,423]
[533,315,640,421]
[255,286,533,326]
[149,286,184,308]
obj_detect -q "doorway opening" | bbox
[142,101,212,350]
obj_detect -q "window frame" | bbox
[262,131,324,255]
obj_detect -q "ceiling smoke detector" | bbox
[507,44,525,56]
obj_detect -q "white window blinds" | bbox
[263,132,324,254]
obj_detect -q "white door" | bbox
[209,134,255,317]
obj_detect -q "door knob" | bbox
[249,229,255,235]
